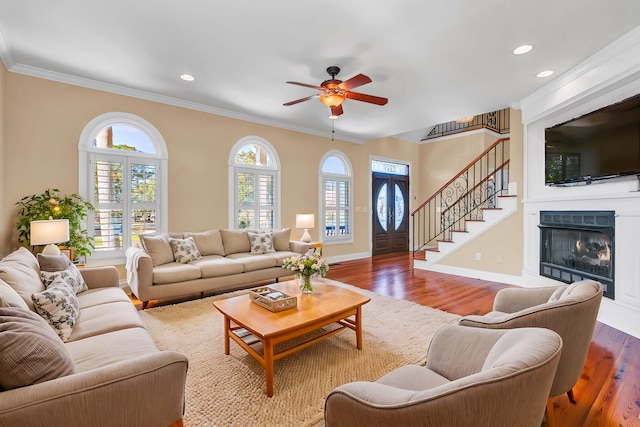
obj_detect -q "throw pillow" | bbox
[0,306,75,390]
[184,229,225,256]
[0,279,30,310]
[37,253,72,272]
[272,228,291,252]
[31,278,80,342]
[547,286,568,303]
[41,264,88,294]
[220,229,251,255]
[169,237,201,263]
[0,247,46,311]
[140,234,175,266]
[248,232,275,254]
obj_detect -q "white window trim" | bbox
[78,112,168,265]
[228,136,281,230]
[319,150,354,245]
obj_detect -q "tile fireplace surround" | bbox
[520,26,640,339]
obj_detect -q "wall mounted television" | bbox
[544,93,640,185]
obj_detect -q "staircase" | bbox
[412,137,515,267]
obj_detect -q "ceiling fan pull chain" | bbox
[331,120,335,141]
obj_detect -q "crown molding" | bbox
[520,25,640,124]
[0,24,15,70]
[7,62,367,144]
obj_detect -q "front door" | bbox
[372,173,409,255]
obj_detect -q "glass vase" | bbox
[297,273,314,294]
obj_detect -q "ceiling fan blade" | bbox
[286,81,325,91]
[338,74,372,91]
[283,94,320,106]
[331,104,344,117]
[346,91,388,106]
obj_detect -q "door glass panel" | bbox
[394,184,405,230]
[376,183,388,231]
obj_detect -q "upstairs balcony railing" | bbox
[421,108,510,141]
[411,138,510,255]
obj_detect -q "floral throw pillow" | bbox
[41,264,88,294]
[248,232,275,254]
[169,237,201,264]
[31,278,80,342]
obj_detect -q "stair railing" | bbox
[411,137,510,256]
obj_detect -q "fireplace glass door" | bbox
[541,228,612,280]
[539,210,614,299]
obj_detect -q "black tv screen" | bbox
[544,93,640,185]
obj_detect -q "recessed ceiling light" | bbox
[180,74,195,82]
[536,70,554,78]
[513,45,533,55]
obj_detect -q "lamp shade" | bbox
[296,214,314,243]
[296,214,315,229]
[30,218,70,247]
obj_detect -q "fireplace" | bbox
[539,211,614,299]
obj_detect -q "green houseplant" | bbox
[16,188,95,260]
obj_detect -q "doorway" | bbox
[372,172,409,255]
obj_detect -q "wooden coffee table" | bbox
[212,280,370,397]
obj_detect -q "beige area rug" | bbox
[138,279,460,427]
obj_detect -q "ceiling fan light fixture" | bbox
[329,114,339,120]
[455,116,474,124]
[320,93,346,107]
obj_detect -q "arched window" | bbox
[320,151,353,243]
[228,137,280,229]
[79,112,168,262]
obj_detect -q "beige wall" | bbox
[439,108,524,275]
[417,131,495,202]
[0,71,523,276]
[1,72,420,259]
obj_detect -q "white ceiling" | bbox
[0,1,639,144]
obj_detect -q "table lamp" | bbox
[296,214,314,243]
[30,217,70,256]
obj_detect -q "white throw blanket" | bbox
[125,246,147,293]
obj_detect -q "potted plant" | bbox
[16,188,95,260]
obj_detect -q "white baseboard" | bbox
[416,263,524,286]
[325,251,370,265]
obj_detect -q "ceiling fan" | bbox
[283,66,388,119]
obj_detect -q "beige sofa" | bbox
[126,228,311,308]
[0,247,188,427]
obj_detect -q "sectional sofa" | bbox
[126,228,311,308]
[0,247,188,427]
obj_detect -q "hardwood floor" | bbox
[325,253,640,427]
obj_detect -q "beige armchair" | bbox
[458,280,603,427]
[324,324,562,427]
